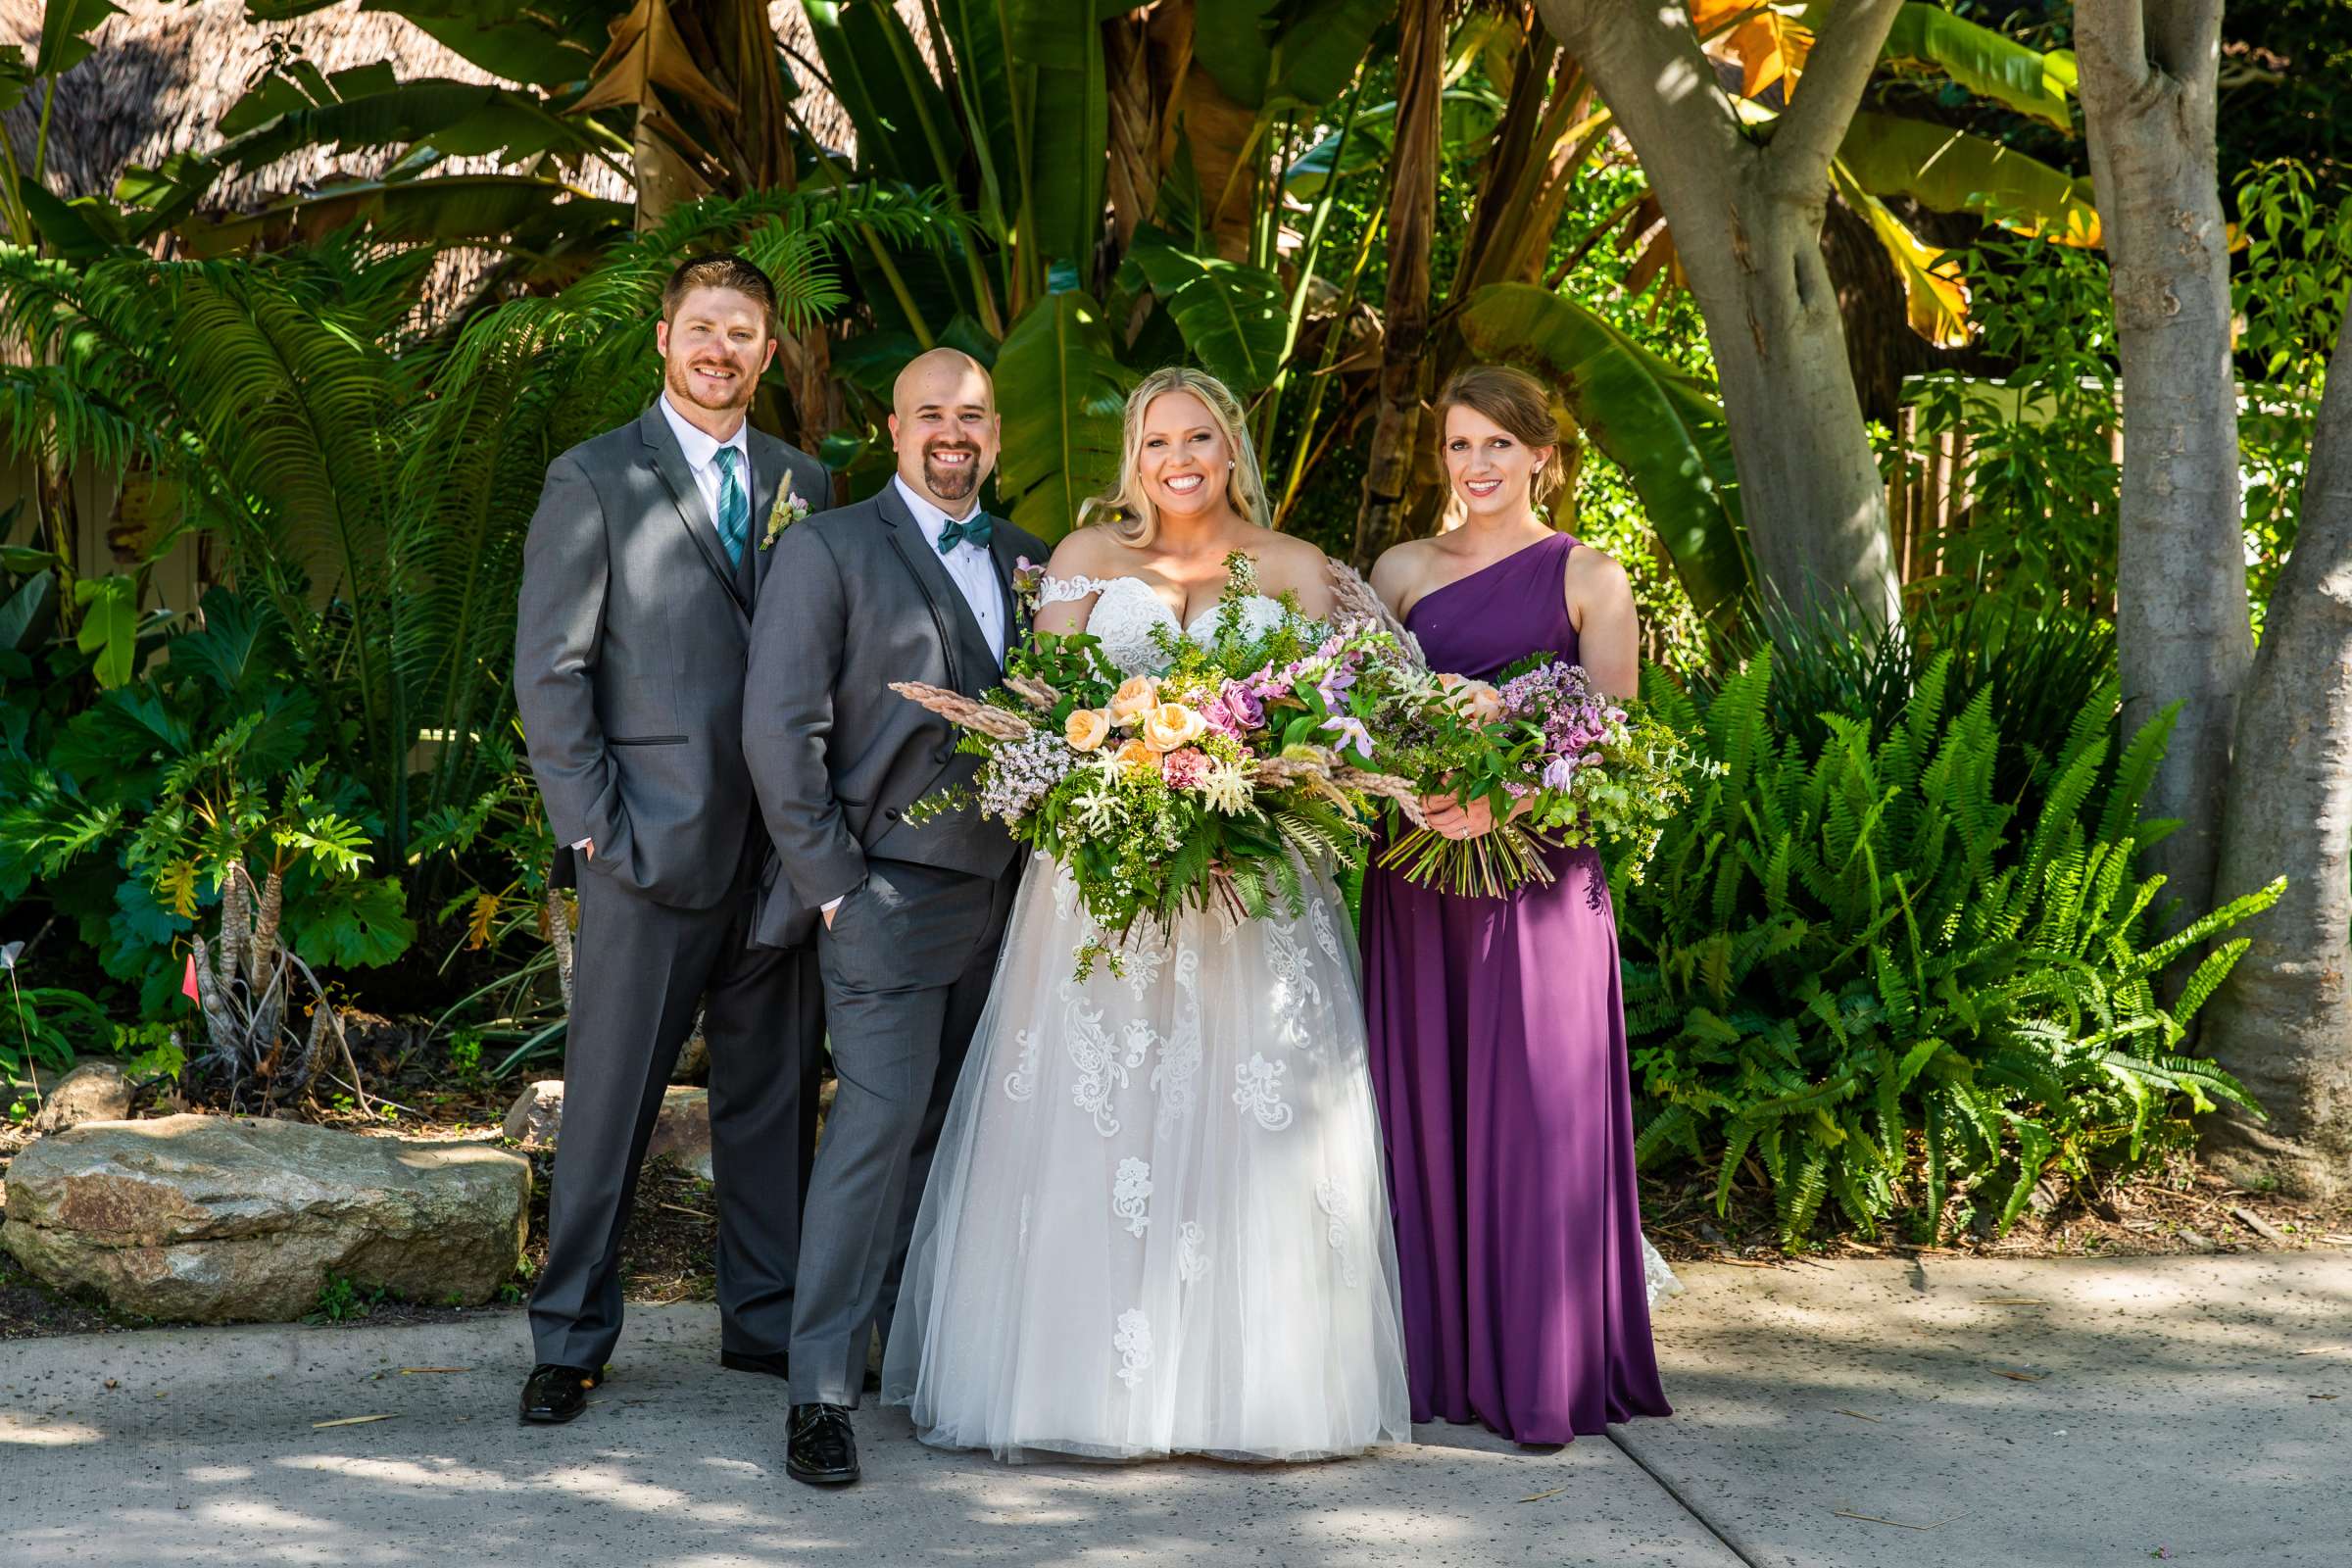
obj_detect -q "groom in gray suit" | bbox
[745,348,1047,1486]
[513,255,830,1425]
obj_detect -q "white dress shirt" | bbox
[574,397,752,857]
[893,474,1005,663]
[659,391,752,530]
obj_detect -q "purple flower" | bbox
[1222,681,1266,730]
[1321,714,1374,760]
[1543,756,1575,792]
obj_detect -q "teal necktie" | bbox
[936,512,994,555]
[713,447,749,565]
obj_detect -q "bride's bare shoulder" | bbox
[1245,529,1337,608]
[1045,524,1136,581]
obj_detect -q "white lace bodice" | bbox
[1040,574,1295,676]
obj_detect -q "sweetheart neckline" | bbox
[1089,573,1288,636]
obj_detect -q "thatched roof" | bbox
[0,1,871,210]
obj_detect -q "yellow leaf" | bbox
[466,893,501,951]
[160,860,200,920]
[1725,13,1814,100]
[1838,169,1973,348]
[1688,0,1763,35]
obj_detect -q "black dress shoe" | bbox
[720,1348,790,1380]
[786,1402,858,1486]
[519,1363,601,1424]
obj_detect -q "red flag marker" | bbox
[181,952,200,1003]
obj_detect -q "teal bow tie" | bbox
[936,512,993,555]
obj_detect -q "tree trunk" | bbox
[2202,306,2352,1200]
[1534,0,1904,628]
[2074,0,2251,932]
[1349,0,1442,568]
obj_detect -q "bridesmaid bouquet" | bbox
[891,559,1428,976]
[1377,656,1718,898]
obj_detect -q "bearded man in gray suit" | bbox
[745,348,1046,1486]
[513,254,829,1426]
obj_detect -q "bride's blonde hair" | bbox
[1079,367,1270,549]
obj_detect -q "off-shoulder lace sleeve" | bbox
[1039,573,1116,606]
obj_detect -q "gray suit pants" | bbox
[787,857,1016,1406]
[529,858,822,1371]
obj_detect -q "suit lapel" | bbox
[639,406,749,626]
[879,482,1001,691]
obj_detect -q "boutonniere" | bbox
[760,473,810,550]
[1010,555,1045,616]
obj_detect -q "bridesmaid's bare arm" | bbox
[1567,547,1640,700]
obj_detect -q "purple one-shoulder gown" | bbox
[1361,531,1671,1445]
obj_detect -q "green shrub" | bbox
[1621,648,2281,1249]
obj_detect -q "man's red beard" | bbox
[667,357,756,412]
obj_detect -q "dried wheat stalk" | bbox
[1325,559,1426,668]
[889,680,1035,740]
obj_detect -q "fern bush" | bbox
[1620,648,2282,1250]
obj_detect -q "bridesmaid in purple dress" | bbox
[1362,365,1671,1445]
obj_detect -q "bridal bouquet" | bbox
[892,556,1426,975]
[1376,656,1719,898]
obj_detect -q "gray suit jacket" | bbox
[743,482,1048,949]
[514,404,833,910]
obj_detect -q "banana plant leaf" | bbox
[1457,283,1749,627]
[994,290,1137,543]
[173,175,628,258]
[1117,227,1289,394]
[1879,2,2075,132]
[805,0,965,190]
[0,567,57,656]
[34,0,121,77]
[1836,169,1971,347]
[1195,0,1396,113]
[1840,113,2099,247]
[378,0,609,88]
[214,76,618,173]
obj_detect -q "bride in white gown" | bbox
[882,368,1412,1462]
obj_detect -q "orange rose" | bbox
[1064,708,1111,752]
[1114,738,1158,776]
[1141,701,1208,754]
[1107,674,1160,727]
[1449,678,1504,724]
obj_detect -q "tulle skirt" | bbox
[883,855,1413,1463]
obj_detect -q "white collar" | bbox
[892,473,984,549]
[659,392,748,473]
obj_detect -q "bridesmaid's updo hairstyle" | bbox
[1436,364,1568,509]
[1081,366,1272,549]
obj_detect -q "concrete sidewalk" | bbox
[1,1253,2344,1567]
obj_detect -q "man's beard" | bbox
[668,357,754,413]
[924,443,982,501]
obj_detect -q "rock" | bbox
[502,1081,712,1180]
[0,1115,529,1323]
[30,1062,131,1134]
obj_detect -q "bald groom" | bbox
[742,350,1048,1486]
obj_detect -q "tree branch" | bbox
[2144,0,2223,93]
[1768,0,1907,186]
[2073,0,2152,97]
[1533,0,1746,172]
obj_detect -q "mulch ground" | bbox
[3,1040,2348,1341]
